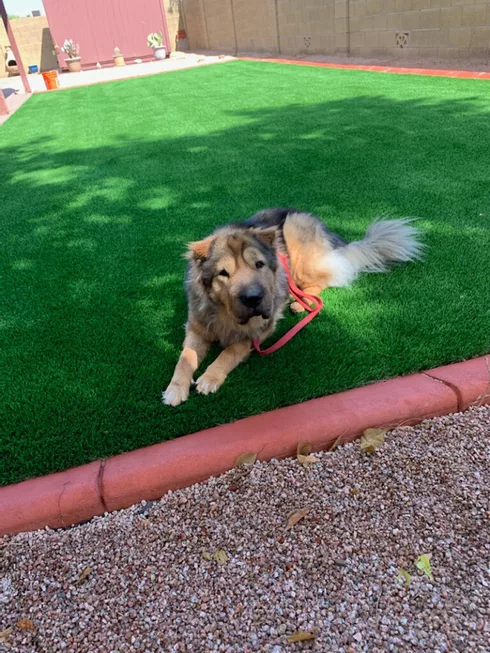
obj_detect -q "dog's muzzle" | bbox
[235,284,271,324]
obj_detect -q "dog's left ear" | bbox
[185,236,214,261]
[253,227,276,247]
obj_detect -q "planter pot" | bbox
[65,57,81,73]
[113,55,125,67]
[152,46,166,60]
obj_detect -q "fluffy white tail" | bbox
[342,218,424,274]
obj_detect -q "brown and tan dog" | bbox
[163,208,422,406]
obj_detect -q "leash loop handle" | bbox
[252,253,323,356]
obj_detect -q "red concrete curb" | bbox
[0,461,105,536]
[425,356,490,411]
[0,356,488,536]
[241,57,490,80]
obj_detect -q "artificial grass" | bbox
[1,60,489,485]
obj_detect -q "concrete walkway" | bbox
[0,53,234,125]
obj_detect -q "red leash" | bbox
[253,252,323,355]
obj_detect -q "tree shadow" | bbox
[1,72,489,483]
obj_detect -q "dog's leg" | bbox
[196,339,251,396]
[290,285,323,314]
[163,328,210,407]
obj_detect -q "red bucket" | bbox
[42,70,60,90]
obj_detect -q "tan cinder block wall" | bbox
[349,0,490,60]
[202,0,237,51]
[277,0,337,55]
[180,0,209,49]
[233,0,278,53]
[0,16,57,78]
[182,0,490,62]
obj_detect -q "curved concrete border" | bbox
[241,56,490,80]
[0,356,488,536]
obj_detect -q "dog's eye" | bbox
[256,261,265,270]
[218,269,230,278]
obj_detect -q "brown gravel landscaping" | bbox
[1,406,489,652]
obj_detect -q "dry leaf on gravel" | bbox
[0,627,12,644]
[416,554,433,580]
[285,508,310,531]
[360,428,386,453]
[234,452,257,468]
[234,453,257,478]
[202,551,212,561]
[397,568,412,586]
[287,628,317,642]
[75,566,93,584]
[213,550,229,565]
[329,434,343,452]
[297,454,320,468]
[16,619,35,631]
[296,441,312,457]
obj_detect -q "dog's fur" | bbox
[163,208,423,406]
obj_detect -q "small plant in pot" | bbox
[147,32,166,60]
[62,39,81,72]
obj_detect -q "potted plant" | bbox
[113,47,125,67]
[62,39,81,72]
[147,32,166,60]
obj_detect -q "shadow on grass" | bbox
[1,88,490,484]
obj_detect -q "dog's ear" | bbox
[253,227,276,247]
[185,237,214,261]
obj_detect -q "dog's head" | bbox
[187,227,279,325]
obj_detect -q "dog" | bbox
[163,208,423,406]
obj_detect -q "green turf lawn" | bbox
[1,60,489,485]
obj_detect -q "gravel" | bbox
[1,406,490,652]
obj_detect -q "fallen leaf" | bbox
[415,554,433,580]
[16,619,35,631]
[296,441,312,457]
[360,428,386,453]
[202,551,212,561]
[285,508,310,531]
[297,454,320,468]
[234,452,257,468]
[75,566,93,584]
[213,549,229,565]
[287,628,317,643]
[397,568,412,586]
[329,434,343,452]
[350,488,361,495]
[0,627,12,644]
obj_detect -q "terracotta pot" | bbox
[113,55,125,67]
[65,57,81,72]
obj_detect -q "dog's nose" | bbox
[239,286,264,308]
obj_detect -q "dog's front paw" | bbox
[195,370,226,396]
[290,300,306,314]
[162,381,190,407]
